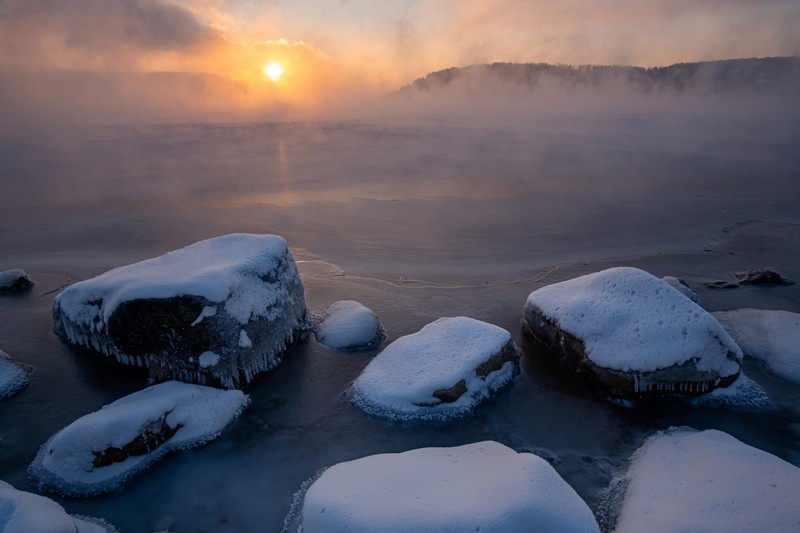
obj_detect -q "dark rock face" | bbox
[523,307,740,399]
[0,269,33,292]
[736,268,793,285]
[92,418,182,468]
[51,234,307,389]
[704,280,741,289]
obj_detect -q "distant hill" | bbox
[400,57,800,96]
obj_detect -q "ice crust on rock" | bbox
[28,381,248,497]
[51,234,306,388]
[0,479,117,532]
[298,441,600,533]
[714,309,800,384]
[0,349,29,400]
[314,300,385,351]
[602,427,800,532]
[350,317,519,422]
[524,267,742,397]
[0,268,33,291]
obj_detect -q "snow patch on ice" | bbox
[690,372,771,408]
[238,329,252,348]
[526,267,741,373]
[28,381,248,497]
[298,441,599,533]
[714,309,800,384]
[0,479,118,532]
[198,351,220,368]
[350,317,518,423]
[314,300,384,351]
[190,305,218,326]
[0,350,28,400]
[602,427,800,532]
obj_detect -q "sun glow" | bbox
[264,61,284,81]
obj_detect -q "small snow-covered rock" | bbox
[52,234,307,389]
[29,381,248,497]
[736,267,793,285]
[523,267,742,398]
[600,428,800,532]
[714,309,800,383]
[314,300,385,351]
[0,349,29,400]
[661,276,698,302]
[350,317,519,422]
[0,479,117,532]
[298,441,599,533]
[0,269,33,291]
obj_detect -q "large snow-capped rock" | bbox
[0,479,117,532]
[523,267,742,398]
[29,381,248,497]
[0,268,33,291]
[350,317,519,422]
[52,234,307,389]
[297,441,599,533]
[0,349,29,400]
[714,309,800,384]
[601,428,800,532]
[314,300,385,351]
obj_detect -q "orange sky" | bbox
[0,0,798,123]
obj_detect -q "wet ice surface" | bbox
[0,117,799,531]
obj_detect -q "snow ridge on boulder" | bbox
[314,300,385,351]
[28,381,248,497]
[0,349,29,400]
[297,441,600,533]
[0,479,117,532]
[523,267,742,398]
[350,317,519,423]
[52,234,307,389]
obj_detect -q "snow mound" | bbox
[298,441,599,533]
[602,427,800,532]
[713,309,800,384]
[314,300,385,351]
[350,317,519,423]
[52,233,307,388]
[29,381,248,497]
[0,268,33,291]
[0,349,29,400]
[526,267,741,373]
[0,479,117,532]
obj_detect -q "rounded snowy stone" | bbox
[350,317,518,422]
[526,267,741,374]
[0,268,33,291]
[0,349,29,400]
[29,381,248,497]
[661,276,698,302]
[299,441,599,533]
[714,309,800,384]
[314,300,385,351]
[0,479,116,532]
[605,428,800,532]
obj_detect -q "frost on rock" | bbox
[0,268,33,291]
[523,267,742,399]
[713,309,800,384]
[599,427,800,533]
[297,441,599,533]
[0,349,29,400]
[350,317,519,423]
[51,234,307,389]
[314,300,385,351]
[28,381,248,497]
[0,479,117,532]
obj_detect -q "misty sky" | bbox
[1,0,798,123]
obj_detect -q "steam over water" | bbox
[1,106,799,530]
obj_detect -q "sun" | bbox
[264,61,284,81]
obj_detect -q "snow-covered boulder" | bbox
[297,441,599,533]
[0,479,117,532]
[29,381,248,497]
[736,267,793,285]
[661,276,698,302]
[600,428,800,532]
[523,267,742,398]
[0,349,29,400]
[350,317,519,422]
[714,309,800,383]
[314,300,385,351]
[0,268,33,291]
[52,234,307,389]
